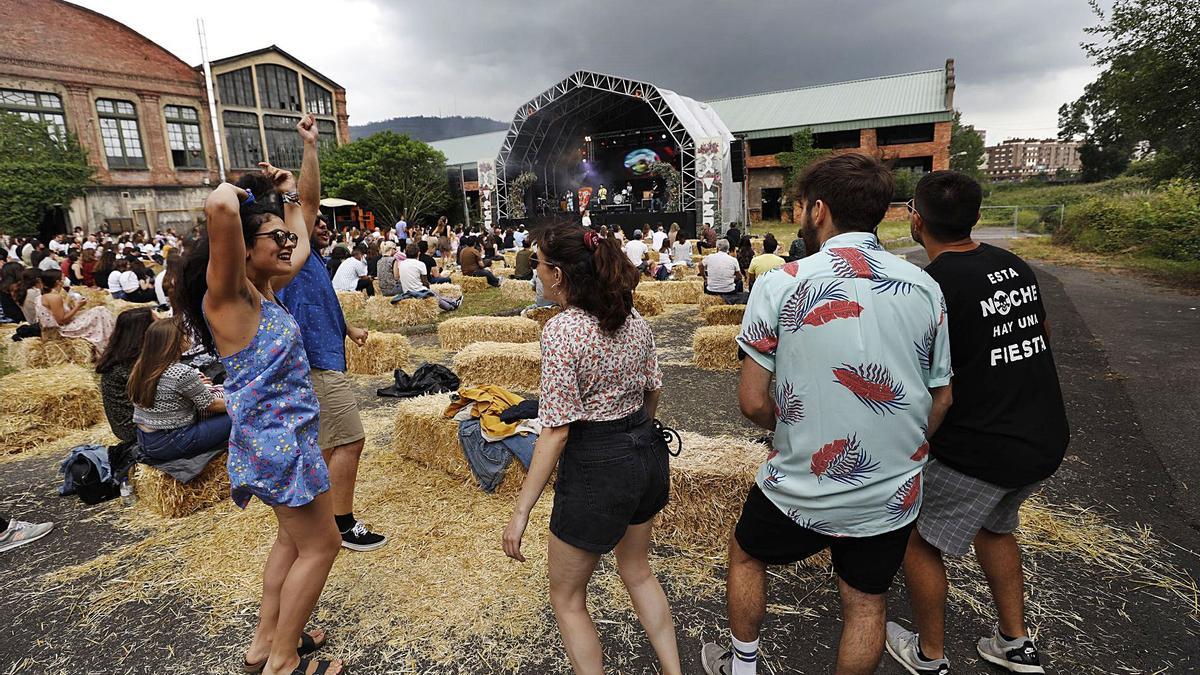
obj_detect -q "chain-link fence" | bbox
[979,204,1065,234]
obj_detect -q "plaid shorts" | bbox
[917,460,1042,556]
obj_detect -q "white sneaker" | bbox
[885,621,950,675]
[0,519,54,553]
[700,642,733,675]
[977,626,1045,673]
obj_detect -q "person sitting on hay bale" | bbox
[277,214,386,553]
[502,225,682,675]
[700,239,747,306]
[885,171,1067,674]
[511,237,534,280]
[701,153,953,675]
[745,234,785,291]
[331,243,375,297]
[459,235,500,287]
[35,270,115,358]
[96,307,155,444]
[174,115,349,675]
[128,318,231,461]
[416,240,452,284]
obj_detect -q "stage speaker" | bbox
[729,139,746,182]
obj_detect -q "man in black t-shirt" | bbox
[885,171,1068,675]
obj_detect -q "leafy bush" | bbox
[0,113,93,237]
[1055,180,1200,261]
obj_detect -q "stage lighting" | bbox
[584,135,591,142]
[662,134,667,139]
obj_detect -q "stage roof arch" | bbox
[494,70,739,224]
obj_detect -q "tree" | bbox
[0,112,92,237]
[776,129,831,188]
[1059,0,1200,179]
[321,131,450,226]
[949,111,985,180]
[892,168,918,201]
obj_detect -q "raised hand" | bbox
[257,162,296,194]
[297,113,319,144]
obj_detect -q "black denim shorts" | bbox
[549,409,670,554]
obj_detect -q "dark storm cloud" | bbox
[371,0,1100,129]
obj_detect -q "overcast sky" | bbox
[72,0,1106,144]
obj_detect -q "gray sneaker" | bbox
[700,642,732,675]
[885,621,950,675]
[977,627,1045,673]
[0,519,54,553]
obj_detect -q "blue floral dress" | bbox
[209,296,329,508]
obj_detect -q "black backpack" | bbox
[63,441,138,505]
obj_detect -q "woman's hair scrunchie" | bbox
[582,229,600,251]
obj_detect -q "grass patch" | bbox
[343,287,531,333]
[1010,236,1200,291]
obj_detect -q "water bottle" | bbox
[120,479,136,507]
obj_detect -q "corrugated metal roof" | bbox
[429,130,508,168]
[707,68,949,135]
[428,68,951,165]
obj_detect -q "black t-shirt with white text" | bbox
[924,243,1069,487]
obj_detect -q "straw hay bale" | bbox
[752,239,764,254]
[523,304,563,327]
[453,341,541,392]
[656,431,765,550]
[132,457,229,518]
[336,290,366,315]
[693,324,741,370]
[362,295,440,328]
[0,414,62,454]
[107,299,155,316]
[344,332,412,375]
[0,365,103,428]
[450,273,490,292]
[492,267,515,279]
[698,292,726,309]
[438,316,540,351]
[504,251,517,267]
[703,304,746,326]
[430,283,463,300]
[632,290,664,318]
[691,254,704,264]
[637,279,703,304]
[500,278,535,303]
[391,393,527,493]
[7,336,93,369]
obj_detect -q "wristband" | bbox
[282,191,301,205]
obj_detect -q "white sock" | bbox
[731,633,758,675]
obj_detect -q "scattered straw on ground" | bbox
[0,365,103,428]
[450,274,490,293]
[131,456,230,518]
[363,295,440,328]
[692,325,741,370]
[702,304,746,326]
[438,316,540,352]
[344,333,412,375]
[454,342,541,393]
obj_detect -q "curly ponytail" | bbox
[536,225,640,334]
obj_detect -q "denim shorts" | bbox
[550,409,670,554]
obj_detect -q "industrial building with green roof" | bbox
[433,59,955,224]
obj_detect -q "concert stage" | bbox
[501,211,696,240]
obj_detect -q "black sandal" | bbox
[290,657,346,675]
[241,631,329,673]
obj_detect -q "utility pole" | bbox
[197,18,225,183]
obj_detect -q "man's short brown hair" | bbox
[795,153,894,233]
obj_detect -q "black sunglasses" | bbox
[252,230,299,248]
[530,253,558,269]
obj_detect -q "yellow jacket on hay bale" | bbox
[692,324,741,370]
[344,332,412,375]
[453,341,541,392]
[438,316,540,351]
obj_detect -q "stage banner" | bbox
[577,186,593,213]
[478,159,496,228]
[696,139,724,232]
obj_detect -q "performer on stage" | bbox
[598,184,608,208]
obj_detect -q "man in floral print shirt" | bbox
[702,154,953,675]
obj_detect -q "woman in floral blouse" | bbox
[503,226,681,675]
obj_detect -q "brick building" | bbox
[432,60,956,225]
[984,138,1081,181]
[0,1,350,237]
[207,45,350,178]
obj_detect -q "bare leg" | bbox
[613,520,682,675]
[244,524,300,665]
[263,492,344,675]
[547,534,603,675]
[974,530,1028,638]
[834,578,887,675]
[726,534,768,642]
[902,529,948,658]
[325,438,365,517]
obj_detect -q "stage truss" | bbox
[495,71,698,220]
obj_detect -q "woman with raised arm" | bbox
[174,114,345,675]
[502,226,682,675]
